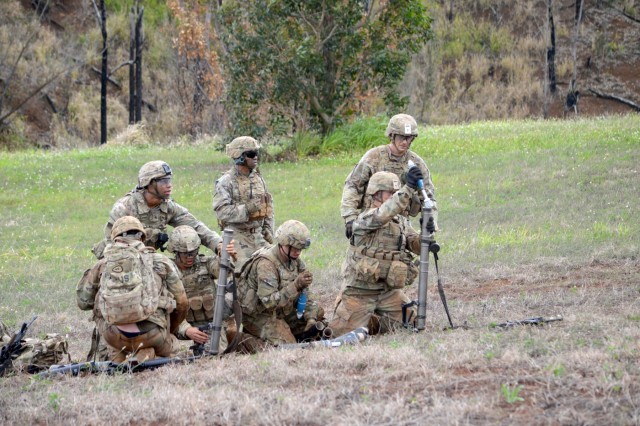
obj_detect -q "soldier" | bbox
[166,226,238,353]
[93,160,223,259]
[329,170,434,336]
[77,216,188,362]
[341,113,437,239]
[235,220,324,348]
[213,136,274,266]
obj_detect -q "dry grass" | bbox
[1,261,638,425]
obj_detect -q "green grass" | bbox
[0,115,638,326]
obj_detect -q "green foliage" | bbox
[320,116,387,154]
[501,383,524,404]
[218,0,432,136]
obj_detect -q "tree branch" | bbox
[588,88,640,111]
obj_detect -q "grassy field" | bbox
[1,115,639,424]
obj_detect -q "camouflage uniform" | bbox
[92,190,222,259]
[341,147,436,223]
[213,167,274,264]
[172,254,232,352]
[330,175,421,336]
[341,114,437,227]
[238,245,323,345]
[77,237,188,362]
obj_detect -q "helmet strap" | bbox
[278,244,295,267]
[234,154,246,166]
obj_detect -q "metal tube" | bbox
[208,229,234,355]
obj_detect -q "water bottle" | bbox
[296,289,308,319]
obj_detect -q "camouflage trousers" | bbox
[102,323,179,362]
[242,302,324,346]
[329,288,416,337]
[228,226,269,270]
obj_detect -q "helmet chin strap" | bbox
[279,244,295,267]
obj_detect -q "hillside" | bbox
[1,0,638,149]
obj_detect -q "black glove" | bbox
[345,221,354,239]
[158,232,169,251]
[405,167,424,190]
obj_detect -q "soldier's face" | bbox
[281,245,302,260]
[243,150,259,170]
[389,134,415,156]
[152,177,173,199]
[176,249,198,269]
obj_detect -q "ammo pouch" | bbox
[187,294,215,323]
[386,261,408,289]
[248,193,273,221]
[157,295,176,314]
[354,256,380,282]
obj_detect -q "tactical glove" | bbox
[345,221,354,239]
[405,167,424,190]
[294,271,313,291]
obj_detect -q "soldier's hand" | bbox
[263,230,274,244]
[186,327,209,344]
[405,167,424,190]
[345,221,354,239]
[226,240,237,261]
[245,196,263,214]
[294,271,313,291]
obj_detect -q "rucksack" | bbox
[14,334,70,374]
[97,241,159,325]
[234,248,270,315]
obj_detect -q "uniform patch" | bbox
[404,124,412,134]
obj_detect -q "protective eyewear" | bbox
[243,150,259,159]
[394,134,416,143]
[155,177,173,185]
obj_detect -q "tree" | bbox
[168,0,224,136]
[217,0,432,136]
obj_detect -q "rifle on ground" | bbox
[208,229,234,355]
[40,355,202,378]
[0,316,37,377]
[491,315,563,329]
[278,327,368,350]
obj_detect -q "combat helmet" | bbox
[226,136,261,160]
[111,216,146,240]
[138,161,172,189]
[385,114,419,137]
[366,171,401,195]
[167,226,201,253]
[275,220,311,250]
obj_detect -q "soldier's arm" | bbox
[255,260,299,311]
[404,218,421,254]
[411,155,439,228]
[340,161,373,223]
[158,257,189,334]
[76,261,105,311]
[168,202,223,253]
[212,176,250,224]
[353,185,415,234]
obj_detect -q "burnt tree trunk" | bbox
[129,7,135,124]
[547,0,557,94]
[99,0,107,145]
[134,7,143,123]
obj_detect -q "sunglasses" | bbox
[155,177,172,185]
[394,134,416,143]
[243,150,259,158]
[181,249,198,258]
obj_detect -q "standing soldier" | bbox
[235,220,324,348]
[213,137,274,266]
[166,226,238,354]
[341,114,437,239]
[77,216,188,362]
[330,170,434,336]
[93,160,223,259]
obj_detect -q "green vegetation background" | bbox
[0,115,638,327]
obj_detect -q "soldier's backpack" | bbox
[234,247,271,315]
[13,334,70,373]
[97,242,159,325]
